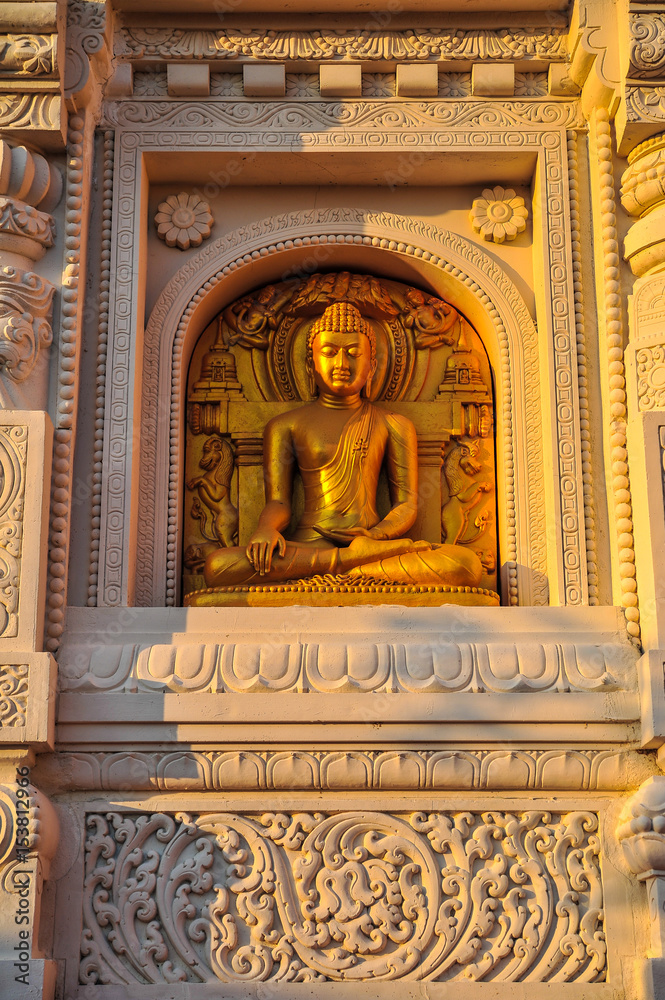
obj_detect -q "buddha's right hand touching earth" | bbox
[246,527,287,576]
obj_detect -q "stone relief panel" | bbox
[80,808,605,986]
[0,34,57,77]
[117,25,568,63]
[0,424,27,638]
[0,663,28,727]
[0,267,54,395]
[182,273,498,603]
[637,344,665,409]
[629,12,665,80]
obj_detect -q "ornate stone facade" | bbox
[3,1,665,998]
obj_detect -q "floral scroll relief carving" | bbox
[470,187,529,243]
[0,664,27,727]
[154,192,213,250]
[0,425,27,638]
[0,35,57,77]
[636,344,665,410]
[117,25,568,63]
[629,13,665,81]
[65,0,108,101]
[0,198,54,257]
[80,809,606,985]
[0,93,60,132]
[0,267,54,385]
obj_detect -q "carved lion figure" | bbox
[441,437,492,546]
[187,436,238,548]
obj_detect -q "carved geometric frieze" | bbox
[80,808,606,985]
[116,24,569,64]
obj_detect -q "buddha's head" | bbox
[306,302,376,399]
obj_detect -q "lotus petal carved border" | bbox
[80,808,605,985]
[59,639,628,694]
[102,98,583,133]
[37,748,655,793]
[117,25,568,64]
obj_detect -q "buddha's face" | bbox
[311,329,372,397]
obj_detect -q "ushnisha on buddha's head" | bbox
[305,301,377,399]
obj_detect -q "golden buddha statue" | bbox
[201,302,484,594]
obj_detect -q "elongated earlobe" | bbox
[306,360,317,397]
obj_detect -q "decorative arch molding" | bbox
[132,208,547,610]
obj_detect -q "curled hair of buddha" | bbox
[305,301,376,398]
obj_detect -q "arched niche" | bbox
[139,209,545,608]
[182,272,498,601]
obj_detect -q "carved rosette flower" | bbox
[616,777,665,877]
[154,193,213,251]
[470,186,529,244]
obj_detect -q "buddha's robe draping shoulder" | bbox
[292,401,383,542]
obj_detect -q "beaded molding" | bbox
[87,130,113,606]
[46,113,86,652]
[185,584,500,598]
[152,224,529,608]
[567,130,599,606]
[594,108,640,640]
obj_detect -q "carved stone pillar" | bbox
[0,757,58,998]
[618,777,665,999]
[621,135,665,690]
[0,141,61,410]
[415,435,445,542]
[232,435,264,546]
